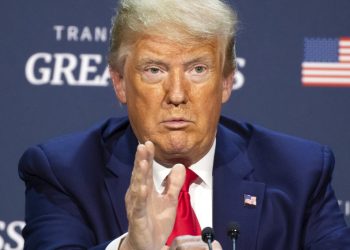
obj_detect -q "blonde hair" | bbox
[108,0,238,76]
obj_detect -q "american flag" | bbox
[244,194,257,207]
[301,37,350,87]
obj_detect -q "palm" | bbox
[147,187,179,245]
[123,141,185,250]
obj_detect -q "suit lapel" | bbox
[102,124,138,233]
[213,124,266,250]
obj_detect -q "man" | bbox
[19,0,350,249]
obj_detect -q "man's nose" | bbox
[164,69,188,106]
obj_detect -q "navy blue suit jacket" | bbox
[19,116,350,249]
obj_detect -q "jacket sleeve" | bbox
[303,146,350,249]
[18,145,111,250]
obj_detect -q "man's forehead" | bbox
[131,35,221,62]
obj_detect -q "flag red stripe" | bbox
[302,83,350,87]
[302,75,350,78]
[302,67,350,71]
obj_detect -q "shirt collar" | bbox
[153,139,216,192]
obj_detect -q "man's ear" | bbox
[110,68,127,104]
[221,71,234,103]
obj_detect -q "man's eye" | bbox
[194,66,205,73]
[194,66,206,73]
[146,67,161,74]
[142,66,165,83]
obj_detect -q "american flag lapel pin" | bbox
[244,194,257,207]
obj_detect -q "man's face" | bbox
[112,35,233,166]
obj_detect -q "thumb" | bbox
[163,164,186,201]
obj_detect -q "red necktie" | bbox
[166,168,201,246]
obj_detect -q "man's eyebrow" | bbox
[136,55,214,69]
[183,56,214,68]
[137,58,169,68]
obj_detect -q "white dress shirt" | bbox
[106,140,216,249]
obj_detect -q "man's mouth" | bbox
[161,118,192,129]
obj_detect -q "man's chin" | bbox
[155,142,194,166]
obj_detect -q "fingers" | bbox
[163,163,186,201]
[126,141,155,219]
[144,141,155,187]
[170,235,202,247]
[212,240,223,250]
[132,140,154,190]
[169,236,222,250]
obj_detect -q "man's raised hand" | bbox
[120,141,186,250]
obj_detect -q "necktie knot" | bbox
[181,168,198,192]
